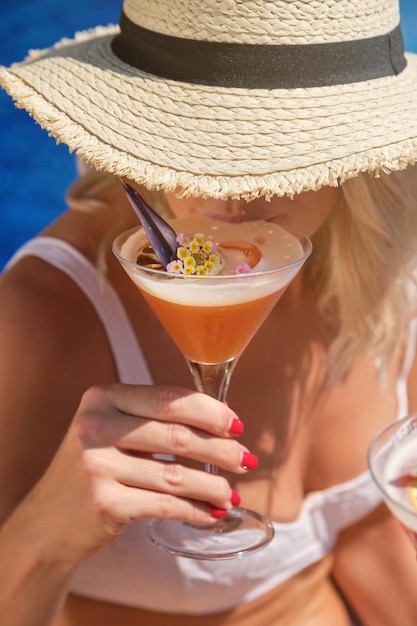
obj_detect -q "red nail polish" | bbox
[241,452,259,470]
[230,489,241,507]
[228,417,244,436]
[210,506,228,519]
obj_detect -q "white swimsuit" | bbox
[6,237,416,615]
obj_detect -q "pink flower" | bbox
[166,260,184,274]
[176,233,191,247]
[235,262,252,274]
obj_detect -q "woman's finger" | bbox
[91,383,242,436]
[96,448,234,508]
[102,482,232,525]
[75,384,251,471]
[117,420,250,473]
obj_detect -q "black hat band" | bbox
[112,11,406,89]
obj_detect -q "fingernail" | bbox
[241,452,259,470]
[228,417,244,436]
[230,489,241,507]
[210,506,228,519]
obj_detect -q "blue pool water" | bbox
[0,0,118,268]
[0,1,416,269]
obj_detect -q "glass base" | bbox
[147,507,274,560]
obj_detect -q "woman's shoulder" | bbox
[40,206,112,265]
[0,234,116,377]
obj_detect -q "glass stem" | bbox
[186,359,238,475]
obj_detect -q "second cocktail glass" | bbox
[368,414,417,551]
[113,219,312,559]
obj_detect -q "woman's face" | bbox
[165,186,340,238]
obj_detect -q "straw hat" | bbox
[1,0,417,200]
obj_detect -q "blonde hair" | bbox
[310,167,417,381]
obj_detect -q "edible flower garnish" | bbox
[166,233,224,275]
[136,232,262,276]
[410,483,417,511]
[235,262,252,274]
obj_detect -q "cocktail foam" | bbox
[119,217,307,307]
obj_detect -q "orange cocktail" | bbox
[140,288,285,363]
[113,214,312,560]
[115,216,307,364]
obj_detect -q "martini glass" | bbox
[368,414,417,551]
[113,221,312,559]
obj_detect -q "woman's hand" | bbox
[23,383,253,565]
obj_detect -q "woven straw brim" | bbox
[2,25,417,199]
